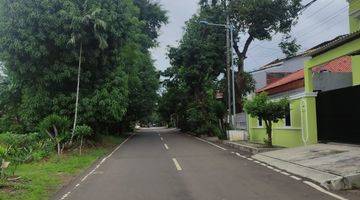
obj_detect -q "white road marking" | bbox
[235,153,247,158]
[273,169,282,173]
[164,143,169,150]
[160,137,164,141]
[280,171,290,176]
[290,175,302,181]
[231,151,235,154]
[58,134,134,200]
[194,137,227,151]
[303,181,348,200]
[260,163,267,166]
[267,166,274,169]
[247,158,253,161]
[172,158,182,171]
[254,160,260,164]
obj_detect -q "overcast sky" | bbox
[151,0,349,72]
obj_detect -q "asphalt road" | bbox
[54,127,352,200]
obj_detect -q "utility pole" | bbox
[229,25,236,127]
[224,0,231,125]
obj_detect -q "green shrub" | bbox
[74,125,93,155]
[38,114,70,155]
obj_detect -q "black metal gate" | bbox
[316,85,360,144]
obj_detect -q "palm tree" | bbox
[69,3,108,143]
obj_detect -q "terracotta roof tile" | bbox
[312,56,352,73]
[256,56,352,93]
[257,69,304,93]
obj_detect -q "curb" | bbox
[253,154,356,190]
[222,140,282,154]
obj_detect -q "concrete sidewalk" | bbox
[253,144,360,190]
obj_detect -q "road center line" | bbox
[303,181,348,200]
[164,143,169,150]
[172,158,182,171]
[194,137,227,151]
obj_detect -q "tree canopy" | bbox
[0,0,167,134]
[229,0,303,71]
[159,1,227,137]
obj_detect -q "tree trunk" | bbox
[57,142,61,156]
[80,136,83,155]
[53,125,61,155]
[71,42,83,143]
[237,56,245,73]
[265,121,273,147]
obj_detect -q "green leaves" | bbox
[229,0,302,40]
[279,34,301,58]
[160,3,227,136]
[38,114,70,137]
[0,0,166,134]
[74,125,93,138]
[244,93,290,145]
[244,93,289,122]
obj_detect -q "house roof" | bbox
[257,56,352,94]
[248,52,308,73]
[257,69,304,93]
[312,56,352,73]
[305,31,360,57]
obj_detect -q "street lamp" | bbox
[199,20,237,127]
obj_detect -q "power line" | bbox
[300,0,336,22]
[293,1,351,37]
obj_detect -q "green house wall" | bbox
[247,98,316,148]
[247,0,360,148]
[349,0,360,33]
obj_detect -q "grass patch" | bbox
[0,135,126,200]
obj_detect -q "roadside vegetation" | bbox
[158,0,304,137]
[0,0,167,198]
[0,134,125,200]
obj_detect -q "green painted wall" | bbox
[249,1,360,148]
[248,98,312,148]
[349,0,360,33]
[352,55,360,85]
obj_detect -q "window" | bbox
[285,104,291,127]
[258,117,263,127]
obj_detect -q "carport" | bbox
[303,31,360,145]
[316,85,360,144]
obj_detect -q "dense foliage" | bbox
[0,0,167,181]
[0,0,167,134]
[244,93,289,146]
[228,0,302,111]
[159,1,227,137]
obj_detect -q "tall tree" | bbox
[0,0,166,134]
[227,0,302,111]
[229,0,302,72]
[68,4,109,141]
[160,2,228,136]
